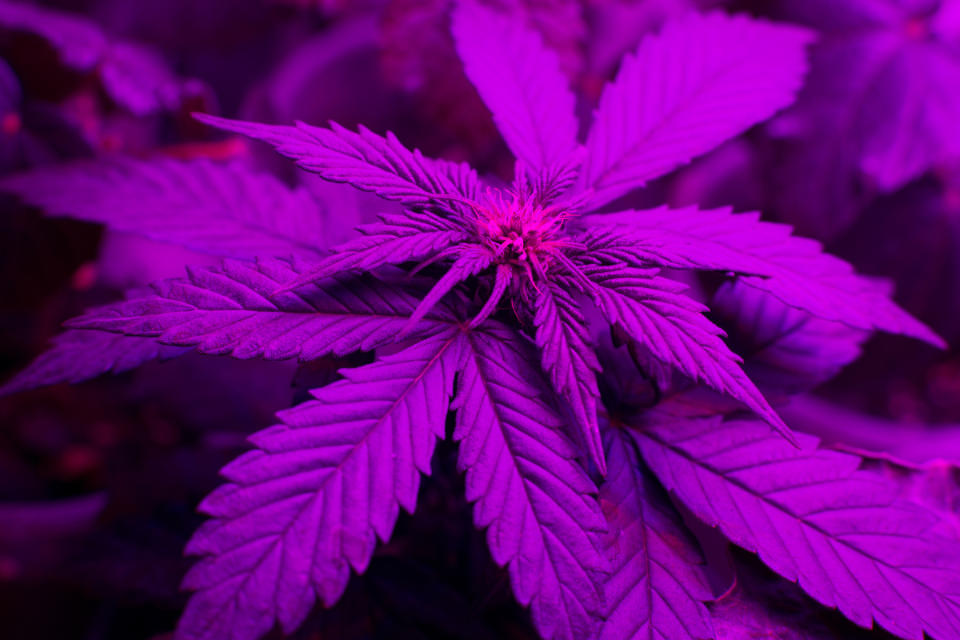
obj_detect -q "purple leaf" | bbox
[583,206,945,347]
[276,211,470,292]
[597,426,713,640]
[455,327,607,640]
[0,330,187,396]
[711,280,867,394]
[635,418,960,640]
[534,282,606,474]
[578,11,813,210]
[178,330,461,640]
[194,113,481,212]
[1,158,332,260]
[581,264,796,445]
[781,395,960,469]
[66,258,453,361]
[451,0,579,174]
[406,245,491,330]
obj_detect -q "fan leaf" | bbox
[634,418,960,640]
[455,327,607,640]
[177,331,461,640]
[579,12,813,209]
[452,0,579,175]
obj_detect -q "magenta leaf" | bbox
[65,258,453,361]
[578,11,813,210]
[1,158,332,260]
[534,282,606,474]
[194,114,480,211]
[451,0,579,175]
[178,330,461,640]
[583,206,945,347]
[406,245,492,330]
[455,327,607,640]
[0,330,187,395]
[635,418,960,640]
[275,211,470,292]
[581,264,796,445]
[711,280,867,394]
[597,426,713,640]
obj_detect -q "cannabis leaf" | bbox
[578,11,814,210]
[0,330,186,396]
[187,5,918,473]
[634,418,960,640]
[1,158,332,260]
[597,425,714,640]
[455,327,607,640]
[580,206,944,346]
[534,282,605,472]
[581,265,795,444]
[191,114,480,212]
[66,259,454,362]
[451,0,578,174]
[179,330,461,640]
[2,5,951,640]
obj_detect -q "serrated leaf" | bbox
[276,211,470,292]
[0,330,187,395]
[534,282,605,474]
[582,206,944,347]
[455,327,607,640]
[177,330,461,640]
[597,426,714,640]
[406,245,491,330]
[634,418,960,640]
[452,0,578,174]
[66,258,453,361]
[1,158,331,260]
[194,113,480,212]
[579,12,812,209]
[582,264,795,445]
